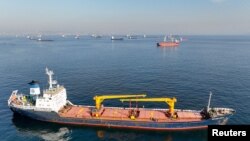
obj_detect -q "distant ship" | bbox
[127,35,137,39]
[36,35,53,42]
[91,34,102,38]
[111,36,123,40]
[37,38,54,42]
[75,35,80,39]
[157,35,179,47]
[26,35,37,40]
[8,68,235,131]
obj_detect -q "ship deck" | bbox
[59,105,203,122]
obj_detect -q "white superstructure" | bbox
[8,68,68,112]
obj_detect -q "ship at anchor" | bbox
[8,68,235,131]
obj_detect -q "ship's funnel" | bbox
[28,80,41,96]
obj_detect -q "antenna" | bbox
[207,92,212,112]
[45,67,55,89]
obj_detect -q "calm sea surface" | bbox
[0,35,250,141]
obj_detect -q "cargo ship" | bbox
[111,36,123,40]
[8,68,235,131]
[157,35,179,47]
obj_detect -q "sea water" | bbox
[0,35,249,141]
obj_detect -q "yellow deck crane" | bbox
[92,94,146,117]
[120,97,177,119]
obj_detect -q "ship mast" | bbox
[46,67,57,90]
[207,92,212,112]
[164,36,167,42]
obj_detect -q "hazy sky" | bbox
[1,0,250,35]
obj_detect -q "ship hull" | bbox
[157,42,179,47]
[10,106,231,131]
